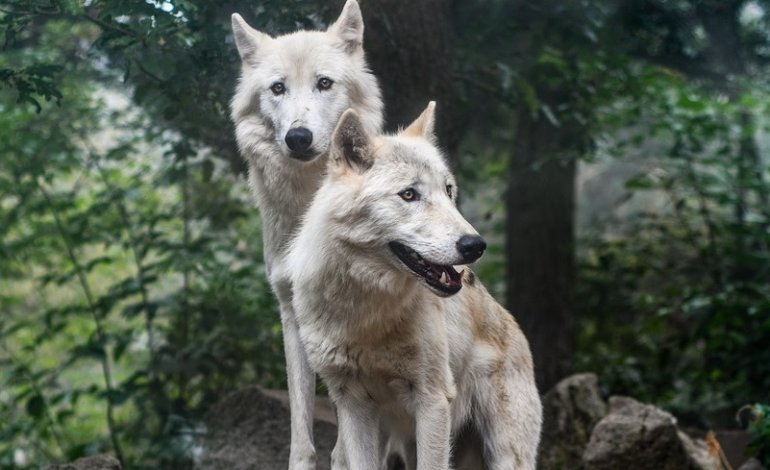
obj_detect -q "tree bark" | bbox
[362,0,460,163]
[506,97,579,393]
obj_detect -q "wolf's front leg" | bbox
[415,396,451,470]
[279,301,318,470]
[332,405,390,470]
[330,408,349,470]
[476,369,542,470]
[336,401,381,470]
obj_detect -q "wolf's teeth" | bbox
[439,271,448,284]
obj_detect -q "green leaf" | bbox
[70,341,106,361]
[25,394,45,419]
[624,173,656,190]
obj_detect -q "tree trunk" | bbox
[362,0,460,163]
[506,99,578,393]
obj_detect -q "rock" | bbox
[680,431,720,470]
[43,455,121,470]
[537,373,608,469]
[195,387,338,470]
[582,396,719,470]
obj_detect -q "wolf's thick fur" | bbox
[288,104,542,470]
[230,1,383,468]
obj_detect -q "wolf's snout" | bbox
[285,127,313,154]
[457,235,487,264]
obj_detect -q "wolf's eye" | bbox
[446,185,454,198]
[317,77,334,91]
[270,82,286,95]
[399,188,419,202]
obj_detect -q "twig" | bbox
[79,13,139,42]
[179,148,191,398]
[83,144,156,356]
[706,431,733,470]
[676,139,724,286]
[453,71,517,108]
[133,60,166,84]
[36,179,125,466]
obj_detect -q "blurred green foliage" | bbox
[576,76,770,426]
[572,0,770,429]
[746,404,770,465]
[0,4,283,468]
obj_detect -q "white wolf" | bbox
[288,103,543,470]
[230,1,382,468]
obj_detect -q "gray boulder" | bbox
[196,387,338,470]
[582,396,719,470]
[43,455,121,470]
[538,373,608,470]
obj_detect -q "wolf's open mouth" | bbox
[389,242,463,296]
[289,150,319,162]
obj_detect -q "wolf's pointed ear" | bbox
[402,101,437,143]
[328,0,364,53]
[332,109,373,174]
[232,13,271,66]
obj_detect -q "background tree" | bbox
[503,1,595,392]
[363,0,460,159]
[452,0,625,391]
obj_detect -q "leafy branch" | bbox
[36,179,125,466]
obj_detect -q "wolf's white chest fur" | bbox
[291,242,461,430]
[247,153,326,265]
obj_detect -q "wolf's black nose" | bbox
[285,127,313,153]
[457,235,487,263]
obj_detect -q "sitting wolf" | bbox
[288,103,542,470]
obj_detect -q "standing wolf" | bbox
[230,1,382,467]
[288,103,542,470]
